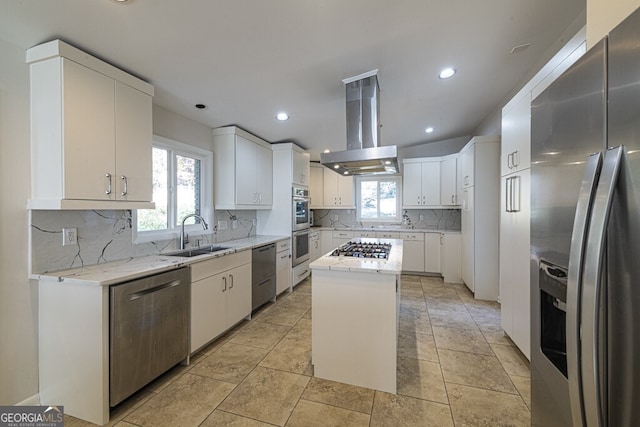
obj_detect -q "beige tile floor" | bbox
[65,274,530,427]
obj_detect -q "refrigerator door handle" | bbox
[581,145,624,427]
[566,151,603,427]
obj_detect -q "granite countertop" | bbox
[34,235,289,286]
[310,226,460,234]
[310,238,403,275]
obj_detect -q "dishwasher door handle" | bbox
[129,280,181,301]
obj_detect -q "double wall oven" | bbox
[292,186,310,266]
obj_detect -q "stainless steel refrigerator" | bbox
[531,6,640,427]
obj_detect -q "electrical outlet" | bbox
[62,228,77,246]
[333,214,339,221]
[231,219,238,229]
[218,220,229,230]
[252,218,257,226]
[419,214,424,221]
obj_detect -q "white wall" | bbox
[587,0,640,48]
[0,38,39,404]
[153,104,214,151]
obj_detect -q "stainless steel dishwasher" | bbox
[252,243,276,311]
[110,267,190,406]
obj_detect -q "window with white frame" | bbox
[356,176,402,221]
[134,135,212,242]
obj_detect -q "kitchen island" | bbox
[310,238,402,393]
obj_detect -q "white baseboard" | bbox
[16,394,41,406]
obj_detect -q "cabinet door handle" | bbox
[229,274,234,289]
[105,173,112,195]
[121,175,128,196]
[513,151,519,168]
[451,194,455,204]
[222,276,227,292]
[507,153,513,169]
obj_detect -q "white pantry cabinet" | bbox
[213,126,273,209]
[402,158,441,207]
[190,251,251,353]
[256,143,309,235]
[440,154,459,206]
[499,29,585,359]
[459,136,500,301]
[27,40,154,209]
[400,232,424,272]
[276,239,292,295]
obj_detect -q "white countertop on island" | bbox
[33,235,289,286]
[310,238,403,275]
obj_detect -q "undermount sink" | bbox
[165,245,231,258]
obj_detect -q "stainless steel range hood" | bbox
[321,71,399,175]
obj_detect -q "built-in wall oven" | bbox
[292,229,310,266]
[292,186,311,231]
[292,186,310,267]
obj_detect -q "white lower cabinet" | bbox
[190,251,251,353]
[276,239,292,295]
[424,233,442,273]
[309,231,322,262]
[332,230,354,248]
[441,233,462,284]
[320,230,333,256]
[400,232,424,272]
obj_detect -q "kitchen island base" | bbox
[311,268,400,393]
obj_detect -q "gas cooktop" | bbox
[330,241,392,260]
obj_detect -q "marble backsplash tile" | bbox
[31,209,257,274]
[312,208,461,231]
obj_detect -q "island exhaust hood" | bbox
[321,70,399,175]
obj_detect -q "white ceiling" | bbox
[0,0,584,160]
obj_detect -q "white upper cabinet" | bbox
[440,154,458,206]
[292,149,310,186]
[501,92,531,175]
[310,163,324,208]
[323,170,354,208]
[402,158,440,207]
[27,40,154,209]
[213,126,273,210]
[311,163,354,209]
[458,142,475,189]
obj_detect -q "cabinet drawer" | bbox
[276,239,290,252]
[332,230,353,239]
[400,232,424,241]
[354,231,376,238]
[376,231,399,239]
[191,251,251,282]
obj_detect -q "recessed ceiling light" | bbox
[323,149,331,153]
[333,165,340,169]
[343,171,349,175]
[276,112,289,121]
[111,0,131,3]
[425,127,434,133]
[195,104,207,110]
[439,68,456,79]
[384,160,391,165]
